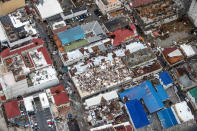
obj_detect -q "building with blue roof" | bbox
[125,99,150,129]
[157,108,178,128]
[120,81,168,113]
[159,71,173,87]
[156,84,169,101]
[57,26,85,45]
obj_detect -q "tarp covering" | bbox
[119,81,165,113]
[157,108,178,128]
[126,99,150,128]
[159,71,173,86]
[57,26,85,45]
[156,84,169,101]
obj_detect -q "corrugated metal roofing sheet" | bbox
[119,81,165,113]
[126,99,150,128]
[157,108,178,128]
[159,71,173,86]
[57,26,85,45]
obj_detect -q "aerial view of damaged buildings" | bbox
[0,0,197,131]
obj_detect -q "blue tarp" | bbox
[119,81,165,113]
[157,108,178,128]
[159,71,173,86]
[156,84,169,101]
[126,99,150,128]
[57,26,85,45]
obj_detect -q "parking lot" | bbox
[28,98,56,131]
[34,108,56,131]
[64,4,107,28]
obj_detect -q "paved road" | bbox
[31,3,89,130]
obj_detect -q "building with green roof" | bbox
[187,87,197,110]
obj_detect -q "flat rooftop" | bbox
[132,60,162,78]
[58,21,106,52]
[1,38,53,83]
[130,0,156,8]
[62,38,111,65]
[104,17,130,32]
[69,41,147,98]
[162,47,184,66]
[0,8,37,46]
[35,0,63,20]
[90,122,133,131]
[0,38,58,99]
[86,93,128,127]
[122,48,156,69]
[134,0,180,30]
[81,21,106,43]
[70,56,131,98]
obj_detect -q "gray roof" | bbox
[179,74,197,88]
[104,17,130,32]
[81,21,106,43]
[122,48,156,69]
[72,6,87,13]
[46,14,63,22]
[63,10,72,16]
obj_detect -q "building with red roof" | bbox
[49,84,70,108]
[108,24,138,46]
[53,92,69,107]
[4,100,20,119]
[162,47,184,66]
[0,38,59,99]
[50,84,66,95]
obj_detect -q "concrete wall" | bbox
[96,0,122,15]
[62,10,88,20]
[188,0,197,27]
[3,78,59,99]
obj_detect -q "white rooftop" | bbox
[29,49,48,69]
[172,101,194,123]
[9,12,29,28]
[168,49,182,57]
[3,72,16,87]
[0,22,8,42]
[85,90,118,108]
[39,93,50,109]
[180,44,197,57]
[114,41,146,56]
[30,66,57,86]
[52,20,66,30]
[35,0,63,20]
[69,41,146,75]
[24,96,34,112]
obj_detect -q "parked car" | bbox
[47,119,53,128]
[87,13,91,17]
[94,9,102,17]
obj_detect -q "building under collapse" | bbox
[133,0,183,34]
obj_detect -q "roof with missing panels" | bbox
[120,81,166,113]
[104,17,130,32]
[81,21,106,43]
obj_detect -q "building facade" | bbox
[188,0,197,27]
[95,0,122,15]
